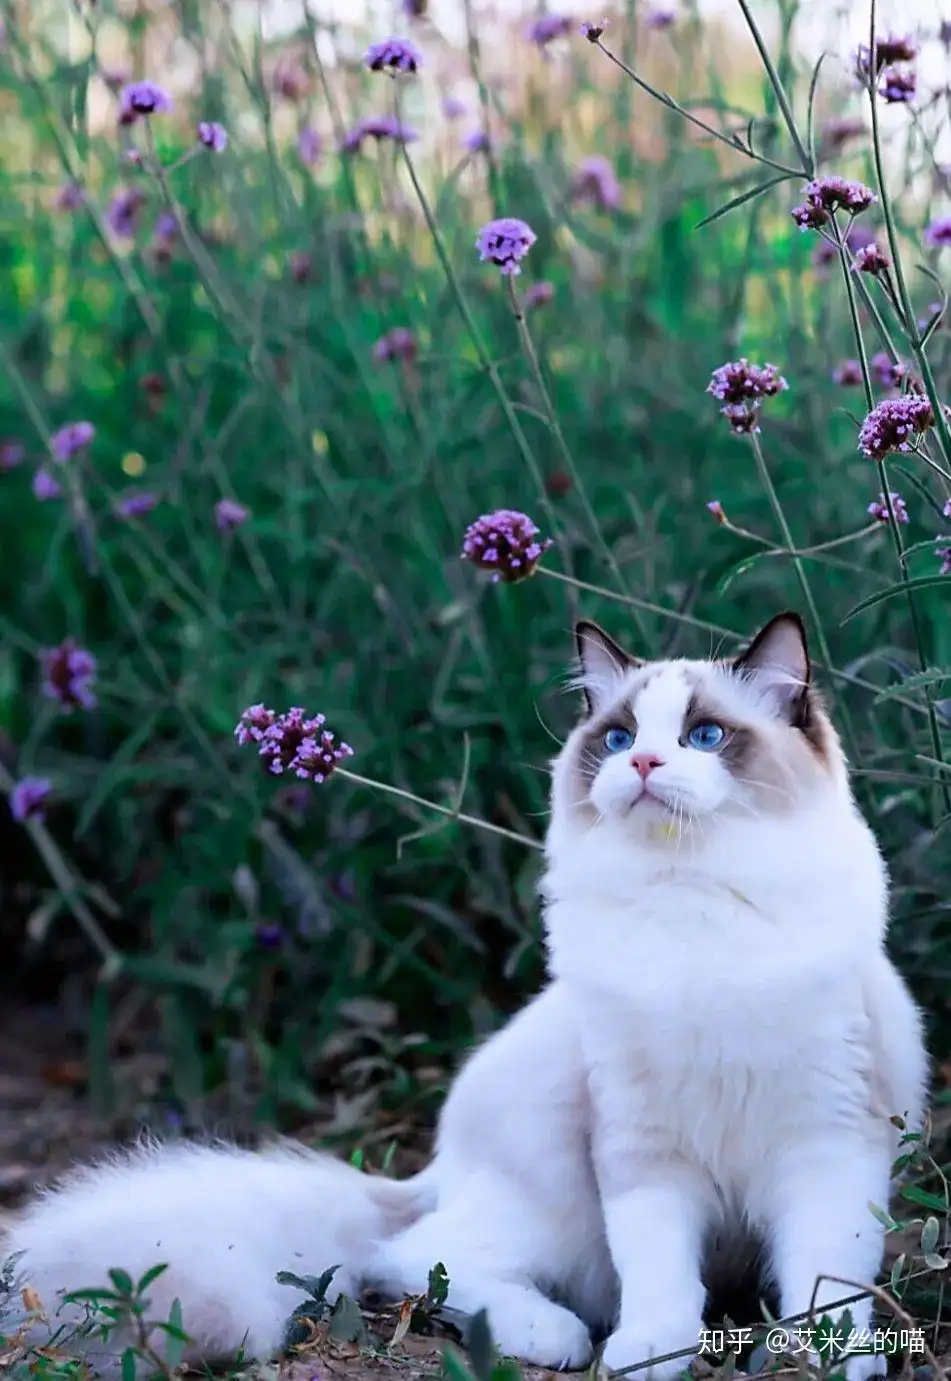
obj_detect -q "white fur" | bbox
[4,637,928,1381]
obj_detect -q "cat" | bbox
[4,613,927,1381]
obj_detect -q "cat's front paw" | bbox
[600,1322,698,1379]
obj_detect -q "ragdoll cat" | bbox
[5,613,927,1381]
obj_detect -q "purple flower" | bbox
[215,498,250,532]
[706,499,727,524]
[855,35,917,79]
[402,0,428,15]
[925,217,951,249]
[527,14,574,45]
[463,129,491,154]
[791,175,876,232]
[0,439,24,471]
[235,705,354,783]
[524,281,555,310]
[272,54,310,101]
[475,217,537,276]
[116,491,159,518]
[290,251,313,283]
[939,546,951,577]
[154,211,178,243]
[255,923,285,950]
[570,155,621,211]
[119,80,173,121]
[943,500,951,521]
[33,470,62,501]
[10,778,52,824]
[340,116,419,154]
[820,117,866,152]
[442,95,467,119]
[54,182,85,211]
[297,126,322,166]
[364,37,423,73]
[198,121,228,152]
[708,359,787,435]
[870,351,907,389]
[580,19,607,40]
[373,328,416,363]
[107,187,144,237]
[50,421,94,462]
[867,492,909,523]
[461,509,553,584]
[40,639,97,712]
[852,242,890,274]
[857,395,936,459]
[881,67,916,103]
[707,359,788,404]
[645,7,675,29]
[833,359,863,387]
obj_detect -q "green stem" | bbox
[505,278,649,645]
[747,429,860,759]
[336,768,541,852]
[594,41,802,176]
[398,141,575,580]
[733,0,813,175]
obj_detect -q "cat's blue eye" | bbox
[687,721,725,751]
[603,726,635,754]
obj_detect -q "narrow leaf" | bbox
[695,172,797,229]
[841,575,951,623]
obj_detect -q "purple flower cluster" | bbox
[373,328,416,363]
[853,242,890,275]
[870,352,907,389]
[706,500,727,524]
[524,281,555,310]
[235,705,354,783]
[938,546,951,577]
[216,498,250,532]
[461,509,553,583]
[791,176,876,231]
[340,116,419,153]
[119,80,172,122]
[10,777,52,824]
[364,37,423,73]
[40,639,97,712]
[857,395,936,459]
[33,471,61,501]
[463,130,491,154]
[198,121,228,152]
[645,7,676,29]
[707,359,788,434]
[0,439,24,471]
[580,19,607,41]
[867,492,909,523]
[54,183,85,212]
[297,127,322,166]
[570,155,621,211]
[475,218,537,276]
[51,421,94,462]
[881,68,915,103]
[107,187,144,238]
[115,491,159,519]
[925,217,951,250]
[833,359,863,387]
[855,35,917,78]
[527,14,574,45]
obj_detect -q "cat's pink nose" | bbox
[631,752,665,778]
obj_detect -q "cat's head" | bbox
[551,612,848,835]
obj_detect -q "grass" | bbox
[1,0,951,1374]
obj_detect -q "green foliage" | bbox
[0,0,950,1142]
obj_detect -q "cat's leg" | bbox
[599,1165,710,1379]
[369,1168,598,1370]
[754,1133,892,1381]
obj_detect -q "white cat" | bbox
[4,614,927,1381]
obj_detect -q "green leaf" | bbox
[868,1200,899,1230]
[716,550,772,594]
[328,1293,367,1344]
[426,1262,450,1311]
[874,669,951,702]
[465,1309,496,1381]
[841,575,951,623]
[924,1252,949,1271]
[695,172,797,229]
[921,1216,940,1255]
[108,1269,135,1296]
[163,1299,188,1369]
[120,1346,138,1381]
[276,1265,340,1303]
[901,1183,950,1212]
[890,1252,907,1292]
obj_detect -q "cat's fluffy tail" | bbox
[1,1138,434,1373]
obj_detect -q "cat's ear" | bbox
[574,621,638,714]
[733,612,810,717]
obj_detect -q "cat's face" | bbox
[554,613,846,831]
